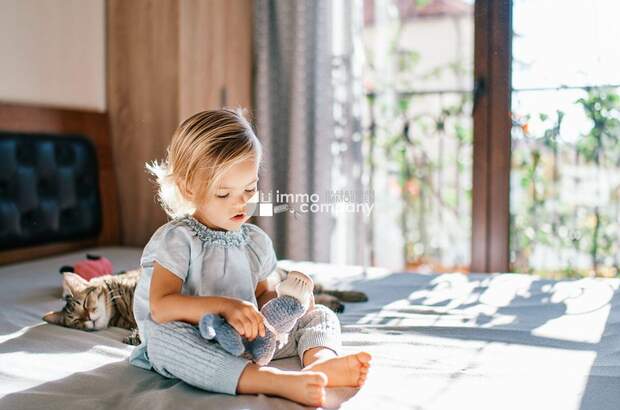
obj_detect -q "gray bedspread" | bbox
[1,247,619,409]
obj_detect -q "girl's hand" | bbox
[219,297,266,341]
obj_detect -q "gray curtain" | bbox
[253,0,334,262]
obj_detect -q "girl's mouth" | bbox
[231,213,245,221]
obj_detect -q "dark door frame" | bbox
[471,0,513,273]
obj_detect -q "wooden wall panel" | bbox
[221,1,253,113]
[179,0,253,119]
[107,0,179,246]
[107,0,253,246]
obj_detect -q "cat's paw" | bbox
[123,328,141,345]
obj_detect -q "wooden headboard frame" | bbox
[0,102,120,265]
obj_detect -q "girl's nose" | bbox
[234,192,250,207]
[241,190,255,203]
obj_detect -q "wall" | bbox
[0,0,105,111]
[0,0,253,246]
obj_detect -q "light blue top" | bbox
[128,215,278,370]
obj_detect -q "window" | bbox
[361,0,474,272]
[510,0,620,278]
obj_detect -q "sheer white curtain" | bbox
[329,0,369,267]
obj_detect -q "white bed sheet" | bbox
[1,247,619,409]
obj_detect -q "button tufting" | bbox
[55,144,76,166]
[16,143,36,166]
[0,132,101,250]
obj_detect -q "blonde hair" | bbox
[147,108,262,218]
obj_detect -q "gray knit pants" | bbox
[145,304,342,395]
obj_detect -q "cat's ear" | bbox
[42,310,64,325]
[62,272,89,297]
[84,286,101,309]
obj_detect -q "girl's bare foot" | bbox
[237,364,328,407]
[302,351,372,387]
[276,371,327,407]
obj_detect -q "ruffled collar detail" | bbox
[181,215,249,248]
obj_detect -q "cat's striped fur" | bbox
[43,269,141,345]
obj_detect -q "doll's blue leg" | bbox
[260,295,305,334]
[248,326,277,366]
[248,296,306,365]
[199,314,245,356]
[198,314,218,339]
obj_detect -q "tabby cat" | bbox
[43,269,141,345]
[43,267,368,346]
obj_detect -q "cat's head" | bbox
[42,272,111,330]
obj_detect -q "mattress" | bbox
[1,247,619,409]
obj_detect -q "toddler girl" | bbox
[128,108,371,406]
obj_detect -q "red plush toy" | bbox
[59,254,114,281]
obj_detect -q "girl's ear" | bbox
[185,185,195,199]
[178,179,195,201]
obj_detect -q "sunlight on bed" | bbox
[352,272,617,345]
[0,324,131,396]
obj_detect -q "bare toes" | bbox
[356,352,372,364]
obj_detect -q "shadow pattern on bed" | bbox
[334,271,620,410]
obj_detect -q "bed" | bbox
[2,251,620,409]
[1,104,619,409]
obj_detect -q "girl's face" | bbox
[192,157,259,231]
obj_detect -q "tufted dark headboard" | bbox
[0,103,120,265]
[0,132,102,250]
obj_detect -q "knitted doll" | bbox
[199,271,314,366]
